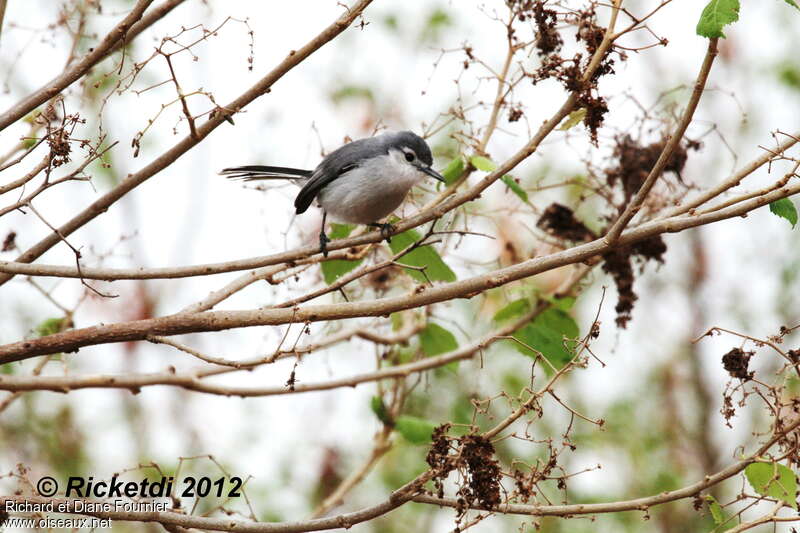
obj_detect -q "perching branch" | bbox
[0,128,794,282]
[3,178,798,364]
[0,0,375,288]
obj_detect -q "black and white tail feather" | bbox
[219,165,312,182]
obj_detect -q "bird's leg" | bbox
[368,222,395,244]
[319,211,331,257]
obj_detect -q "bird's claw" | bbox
[319,231,331,257]
[370,222,395,244]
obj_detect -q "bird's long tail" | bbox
[219,165,312,181]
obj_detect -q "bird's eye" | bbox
[404,151,415,162]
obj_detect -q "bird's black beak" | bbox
[418,165,447,183]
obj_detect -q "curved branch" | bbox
[1,179,797,364]
[603,37,719,244]
[2,418,797,531]
[0,126,793,282]
[413,417,800,516]
[0,0,375,288]
[0,0,154,132]
[726,502,786,533]
[0,300,549,395]
[665,130,800,218]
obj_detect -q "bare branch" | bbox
[413,417,800,516]
[113,0,189,56]
[726,502,786,533]
[0,0,376,288]
[0,0,7,43]
[2,179,798,364]
[3,389,797,532]
[0,299,547,395]
[0,0,154,132]
[0,490,412,533]
[665,131,800,217]
[604,37,719,244]
[0,154,50,196]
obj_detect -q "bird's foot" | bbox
[369,222,395,244]
[319,231,331,257]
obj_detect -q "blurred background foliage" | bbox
[1,0,799,532]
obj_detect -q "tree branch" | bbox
[0,0,375,288]
[4,383,797,532]
[603,37,719,244]
[117,0,189,56]
[2,179,798,364]
[0,0,154,132]
[0,491,410,533]
[413,417,800,516]
[0,127,793,282]
[0,299,548,395]
[665,130,800,218]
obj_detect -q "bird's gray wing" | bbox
[293,137,387,214]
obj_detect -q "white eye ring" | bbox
[403,150,415,162]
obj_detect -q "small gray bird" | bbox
[221,131,445,256]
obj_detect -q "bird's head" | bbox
[388,131,446,184]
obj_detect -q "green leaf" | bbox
[331,85,374,104]
[390,312,404,331]
[36,317,67,337]
[328,223,356,240]
[441,156,465,185]
[512,308,579,371]
[470,155,497,172]
[704,495,725,525]
[778,63,800,90]
[696,0,740,38]
[550,296,576,311]
[493,298,531,322]
[370,396,392,425]
[745,462,798,509]
[500,175,530,203]
[321,223,364,284]
[783,0,800,10]
[395,345,416,365]
[769,198,798,228]
[383,14,399,30]
[388,229,456,283]
[395,415,436,444]
[558,108,587,131]
[420,8,452,42]
[426,8,451,29]
[420,323,458,357]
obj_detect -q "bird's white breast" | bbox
[317,149,425,225]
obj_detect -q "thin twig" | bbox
[4,178,799,363]
[604,37,719,244]
[0,0,376,288]
[0,0,154,132]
